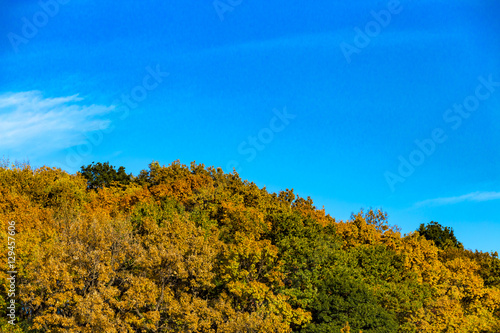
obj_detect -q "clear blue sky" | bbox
[1,0,499,252]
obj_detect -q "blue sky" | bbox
[1,0,499,252]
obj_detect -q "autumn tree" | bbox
[0,161,499,332]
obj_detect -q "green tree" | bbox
[417,221,463,250]
[80,162,132,190]
[300,266,399,333]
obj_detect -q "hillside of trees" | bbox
[1,161,499,332]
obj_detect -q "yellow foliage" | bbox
[0,162,498,332]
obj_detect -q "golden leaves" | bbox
[0,162,499,332]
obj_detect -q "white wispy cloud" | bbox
[415,191,500,207]
[0,91,114,153]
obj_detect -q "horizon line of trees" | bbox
[0,160,498,332]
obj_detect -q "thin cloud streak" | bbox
[415,191,500,207]
[0,91,115,153]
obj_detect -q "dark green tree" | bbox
[80,162,132,190]
[300,266,399,333]
[417,221,463,250]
